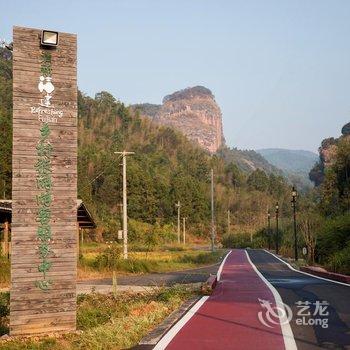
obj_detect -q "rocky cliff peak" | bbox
[310,121,350,186]
[152,86,224,153]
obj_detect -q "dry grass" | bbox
[0,245,224,286]
[77,245,225,280]
[0,285,197,349]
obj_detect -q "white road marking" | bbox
[264,249,350,287]
[153,296,210,350]
[217,250,232,281]
[154,250,232,349]
[245,250,298,350]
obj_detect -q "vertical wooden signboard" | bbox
[11,26,77,335]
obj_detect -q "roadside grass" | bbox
[0,245,226,286]
[78,245,226,280]
[0,285,197,349]
[0,258,10,288]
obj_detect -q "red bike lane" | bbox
[154,249,295,350]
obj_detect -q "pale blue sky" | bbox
[2,0,350,152]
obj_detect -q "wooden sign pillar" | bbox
[11,26,77,336]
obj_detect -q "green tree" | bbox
[247,169,269,192]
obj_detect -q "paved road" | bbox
[247,249,350,350]
[154,250,289,350]
[78,263,220,287]
[152,249,350,350]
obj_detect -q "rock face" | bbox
[153,86,224,153]
[309,122,350,186]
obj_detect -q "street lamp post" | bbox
[267,210,271,250]
[275,203,279,254]
[291,186,298,261]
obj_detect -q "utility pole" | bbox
[175,201,181,244]
[115,150,134,259]
[183,217,186,244]
[227,209,231,235]
[275,202,279,255]
[211,169,215,252]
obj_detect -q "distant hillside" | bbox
[257,149,318,173]
[256,148,318,190]
[218,147,282,175]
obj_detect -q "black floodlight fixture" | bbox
[41,30,59,47]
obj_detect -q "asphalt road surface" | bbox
[151,249,350,350]
[247,249,350,350]
[154,250,290,350]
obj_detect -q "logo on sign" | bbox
[38,75,54,107]
[30,52,64,123]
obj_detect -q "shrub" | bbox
[221,233,252,249]
[93,246,159,273]
[93,244,122,270]
[164,245,185,252]
[326,245,350,275]
[317,214,350,264]
[156,285,192,303]
[115,258,158,273]
[178,251,222,265]
[0,292,9,336]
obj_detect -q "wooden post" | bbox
[183,217,186,244]
[4,220,9,258]
[11,26,77,336]
[77,225,80,256]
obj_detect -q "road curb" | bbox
[201,274,217,294]
[300,266,350,284]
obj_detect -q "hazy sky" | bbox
[2,0,350,152]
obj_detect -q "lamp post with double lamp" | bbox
[291,186,298,261]
[267,210,271,250]
[275,203,279,254]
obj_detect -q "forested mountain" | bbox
[257,148,318,190]
[0,47,293,242]
[217,146,281,174]
[257,149,318,173]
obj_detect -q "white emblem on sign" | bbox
[38,75,55,107]
[31,73,63,123]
